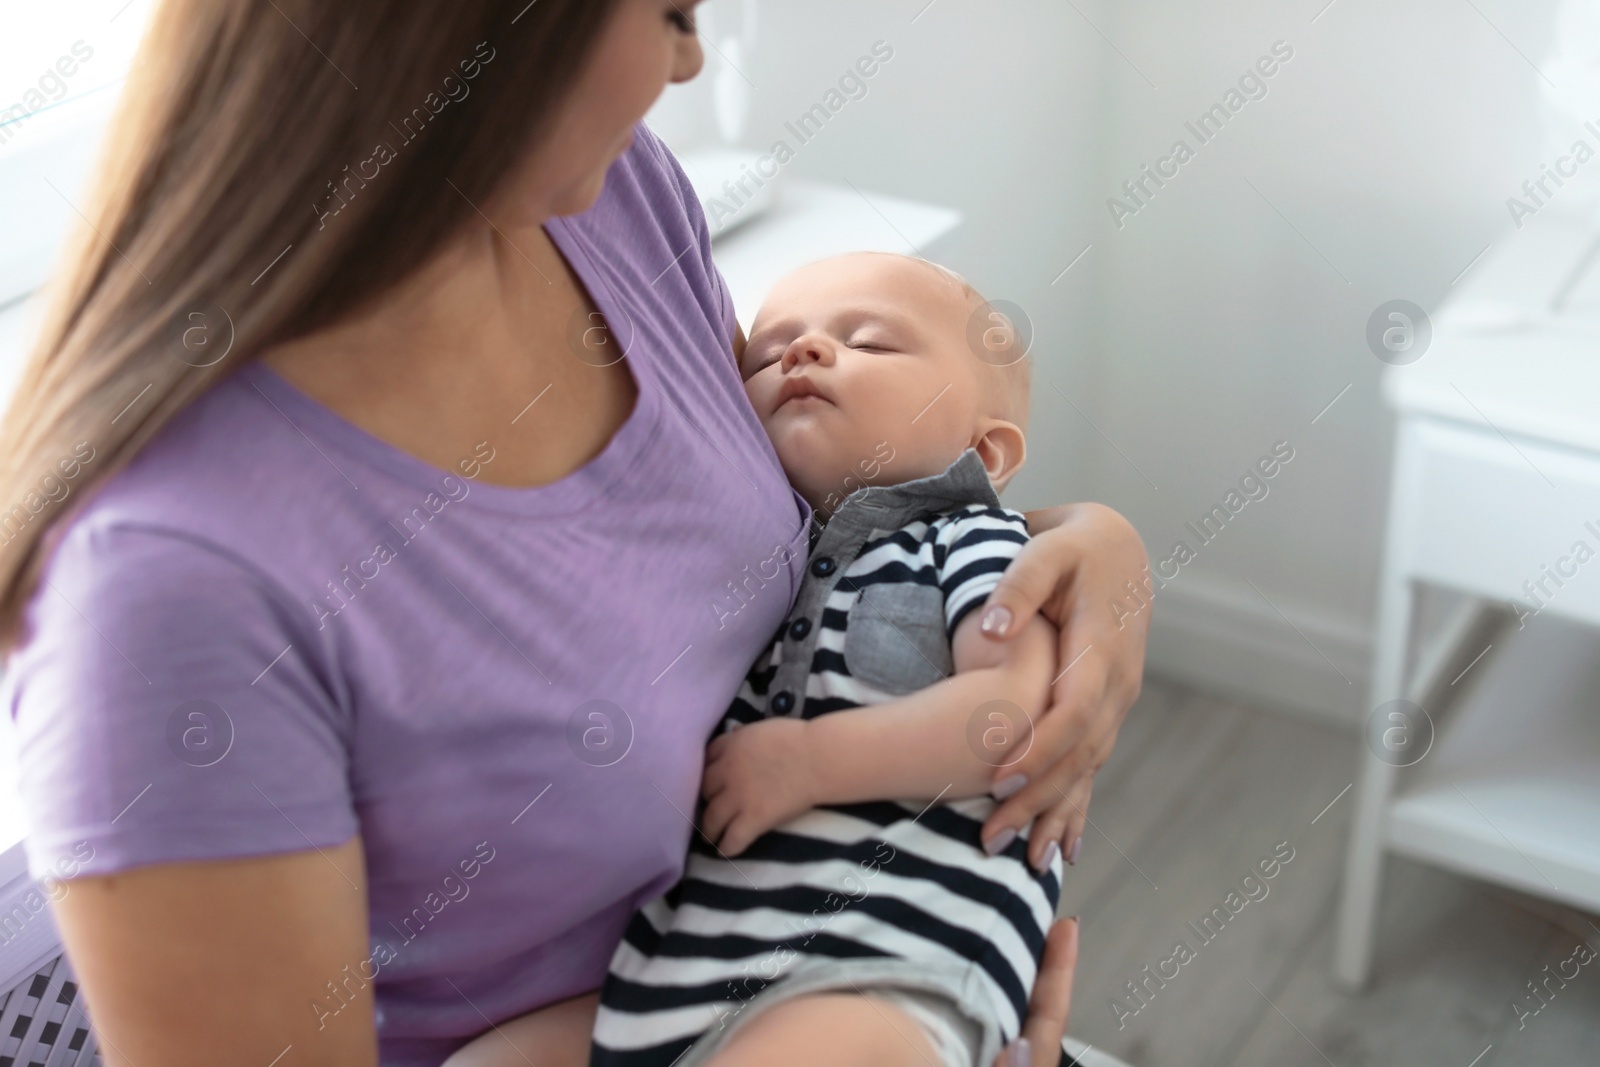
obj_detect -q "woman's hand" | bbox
[997,916,1080,1067]
[977,502,1150,870]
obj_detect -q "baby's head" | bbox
[740,252,1031,517]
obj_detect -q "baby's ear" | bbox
[972,419,1026,492]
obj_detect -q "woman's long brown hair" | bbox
[0,0,624,650]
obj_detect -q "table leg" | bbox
[1334,574,1415,989]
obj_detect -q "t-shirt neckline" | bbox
[240,216,665,518]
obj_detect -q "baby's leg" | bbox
[442,990,599,1067]
[702,993,942,1067]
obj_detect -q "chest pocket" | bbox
[843,582,952,695]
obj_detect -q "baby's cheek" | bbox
[742,381,772,420]
[745,370,782,407]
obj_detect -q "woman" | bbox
[0,2,1148,1064]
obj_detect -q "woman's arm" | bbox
[972,502,1151,870]
[51,839,378,1066]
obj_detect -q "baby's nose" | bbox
[785,337,832,368]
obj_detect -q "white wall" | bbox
[6,1,1573,725]
[1087,0,1562,721]
[0,1,153,424]
[661,0,1570,724]
[653,0,1115,513]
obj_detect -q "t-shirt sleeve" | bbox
[638,121,739,351]
[935,506,1032,640]
[3,520,356,882]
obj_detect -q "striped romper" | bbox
[591,449,1063,1067]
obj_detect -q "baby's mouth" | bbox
[778,394,830,411]
[773,377,833,411]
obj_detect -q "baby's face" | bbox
[740,253,1004,514]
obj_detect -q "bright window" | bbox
[0,1,154,306]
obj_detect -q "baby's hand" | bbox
[700,718,819,856]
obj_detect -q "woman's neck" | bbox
[259,218,640,488]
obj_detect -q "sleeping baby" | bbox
[451,251,1062,1067]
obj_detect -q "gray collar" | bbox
[815,449,1001,539]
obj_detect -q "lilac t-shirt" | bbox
[5,121,812,1065]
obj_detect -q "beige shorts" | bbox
[670,957,1000,1067]
[872,983,985,1067]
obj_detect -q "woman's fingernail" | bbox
[991,773,1027,800]
[980,605,1012,636]
[1007,1036,1033,1067]
[984,827,1017,855]
[1036,840,1059,872]
[1066,836,1082,866]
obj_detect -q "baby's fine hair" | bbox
[905,256,1033,433]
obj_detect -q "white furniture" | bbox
[709,176,962,334]
[1335,207,1600,987]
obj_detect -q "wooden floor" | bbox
[1060,677,1600,1067]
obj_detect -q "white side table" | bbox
[1335,208,1600,987]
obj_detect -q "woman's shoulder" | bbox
[557,121,697,250]
[33,365,330,623]
[593,120,699,225]
[60,364,286,507]
[5,368,356,882]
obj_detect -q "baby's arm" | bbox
[700,608,1056,856]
